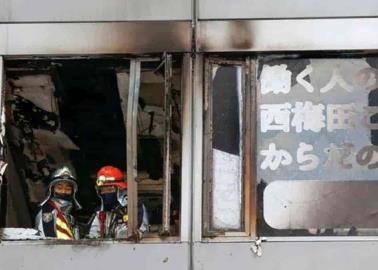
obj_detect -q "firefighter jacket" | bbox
[88,201,149,239]
[35,199,79,240]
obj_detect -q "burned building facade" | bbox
[1,0,378,269]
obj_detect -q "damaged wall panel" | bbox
[8,75,57,113]
[198,19,378,52]
[5,73,80,224]
[0,22,191,55]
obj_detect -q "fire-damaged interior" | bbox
[1,56,182,239]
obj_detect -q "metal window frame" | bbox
[127,55,179,239]
[192,54,204,242]
[202,56,255,238]
[254,54,378,235]
[161,53,173,235]
[0,53,189,243]
[126,59,141,238]
[180,53,193,242]
[0,57,4,215]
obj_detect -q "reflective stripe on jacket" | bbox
[35,199,79,240]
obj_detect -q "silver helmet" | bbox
[40,166,82,209]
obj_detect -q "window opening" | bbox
[203,58,251,237]
[0,56,182,240]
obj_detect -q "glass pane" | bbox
[257,56,378,235]
[211,65,243,231]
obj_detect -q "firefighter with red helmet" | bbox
[35,166,81,240]
[88,165,149,239]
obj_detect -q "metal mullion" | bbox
[222,59,248,236]
[162,53,173,235]
[202,58,214,236]
[249,57,257,237]
[127,59,141,239]
[192,54,204,242]
[180,53,193,242]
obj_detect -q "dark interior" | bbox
[2,57,182,237]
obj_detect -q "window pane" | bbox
[211,65,243,231]
[257,56,378,235]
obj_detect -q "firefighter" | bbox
[35,166,82,240]
[88,165,149,239]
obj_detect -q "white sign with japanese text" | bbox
[257,58,378,181]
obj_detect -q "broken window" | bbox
[124,56,182,237]
[257,55,378,236]
[203,58,253,237]
[0,56,182,240]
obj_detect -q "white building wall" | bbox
[199,0,378,19]
[0,0,191,21]
[0,242,189,270]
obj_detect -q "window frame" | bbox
[0,55,188,242]
[255,54,378,236]
[114,55,180,239]
[202,56,256,238]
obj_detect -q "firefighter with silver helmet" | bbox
[35,166,81,240]
[88,165,149,239]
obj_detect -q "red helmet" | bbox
[96,166,127,189]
